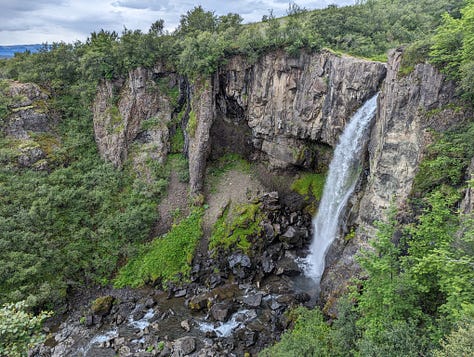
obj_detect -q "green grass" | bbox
[114,208,204,288]
[209,202,264,255]
[291,173,326,201]
[170,127,185,153]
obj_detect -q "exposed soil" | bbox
[153,170,190,237]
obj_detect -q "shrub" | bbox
[260,307,331,357]
[0,301,52,357]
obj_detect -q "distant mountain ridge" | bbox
[0,44,43,58]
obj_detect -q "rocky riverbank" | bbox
[33,192,316,356]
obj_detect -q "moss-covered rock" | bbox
[91,295,114,316]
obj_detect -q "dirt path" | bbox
[153,170,190,237]
[195,169,265,258]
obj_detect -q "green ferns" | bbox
[114,208,204,288]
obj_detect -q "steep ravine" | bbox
[78,47,468,354]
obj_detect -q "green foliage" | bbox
[114,208,204,288]
[186,110,197,137]
[434,306,474,357]
[0,80,11,121]
[140,116,162,131]
[309,0,462,60]
[0,301,52,357]
[260,306,331,357]
[170,127,185,154]
[414,122,474,194]
[430,1,474,102]
[291,173,326,201]
[209,203,264,254]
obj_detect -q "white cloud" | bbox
[0,0,355,45]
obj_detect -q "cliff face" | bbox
[90,48,464,307]
[186,50,386,193]
[320,48,465,304]
[218,50,386,166]
[93,66,178,171]
[1,81,57,170]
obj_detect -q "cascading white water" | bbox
[304,94,378,284]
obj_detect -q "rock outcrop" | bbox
[187,78,217,194]
[93,66,178,170]
[1,80,57,170]
[320,48,465,307]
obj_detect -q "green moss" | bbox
[140,116,162,131]
[106,105,122,134]
[170,127,185,153]
[91,295,114,315]
[186,110,197,137]
[209,202,264,255]
[114,208,204,288]
[291,173,326,201]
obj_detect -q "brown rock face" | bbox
[320,48,465,307]
[217,50,386,168]
[188,78,216,194]
[92,66,177,169]
[186,50,386,194]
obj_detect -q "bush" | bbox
[0,301,51,357]
[260,307,331,357]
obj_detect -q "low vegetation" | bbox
[0,301,51,357]
[209,202,264,255]
[291,172,326,201]
[114,208,204,288]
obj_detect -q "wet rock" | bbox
[85,315,94,327]
[228,253,252,279]
[228,253,251,269]
[210,302,233,322]
[261,252,275,274]
[171,336,196,357]
[262,222,275,240]
[280,226,305,246]
[243,294,262,308]
[144,298,156,308]
[174,289,187,298]
[188,293,209,312]
[118,345,132,355]
[275,257,301,276]
[270,300,282,310]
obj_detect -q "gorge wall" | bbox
[91,48,465,305]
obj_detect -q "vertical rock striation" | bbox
[93,66,178,170]
[320,48,465,308]
[217,50,386,169]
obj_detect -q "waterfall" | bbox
[304,94,378,284]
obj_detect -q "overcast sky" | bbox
[0,0,355,45]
